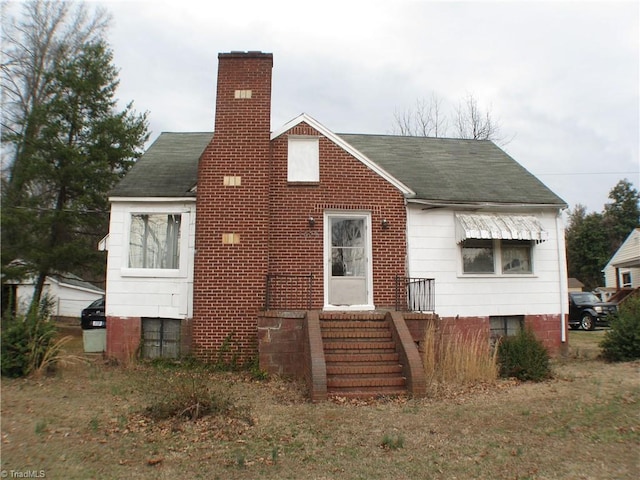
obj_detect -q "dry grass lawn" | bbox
[1,325,638,479]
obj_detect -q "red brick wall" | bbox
[106,316,141,364]
[193,53,408,362]
[257,311,306,376]
[268,122,407,309]
[438,315,566,355]
[193,52,273,362]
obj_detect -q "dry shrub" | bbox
[1,298,87,378]
[422,321,498,386]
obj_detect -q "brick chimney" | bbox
[193,51,273,361]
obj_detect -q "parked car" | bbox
[81,297,106,329]
[568,292,617,331]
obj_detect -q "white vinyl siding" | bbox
[406,207,566,318]
[105,201,195,320]
[603,229,640,289]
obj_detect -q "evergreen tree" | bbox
[565,180,639,290]
[2,33,148,310]
[565,206,610,289]
[603,179,640,251]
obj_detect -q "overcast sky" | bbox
[96,0,638,214]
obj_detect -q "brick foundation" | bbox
[106,316,141,364]
[257,311,306,377]
[437,314,567,355]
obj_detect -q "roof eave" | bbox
[407,198,568,210]
[109,196,197,203]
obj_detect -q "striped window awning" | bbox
[455,213,548,244]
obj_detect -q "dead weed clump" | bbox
[139,366,249,423]
[422,321,498,389]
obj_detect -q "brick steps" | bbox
[328,388,408,399]
[322,341,396,352]
[325,352,400,363]
[326,363,404,375]
[320,314,406,398]
[327,375,406,389]
[322,329,392,339]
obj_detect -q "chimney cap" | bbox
[219,51,273,59]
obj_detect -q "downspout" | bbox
[555,210,568,343]
[404,197,410,278]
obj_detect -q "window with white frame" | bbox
[287,136,319,182]
[501,240,532,274]
[129,213,181,269]
[461,239,494,273]
[461,239,533,274]
[621,272,632,288]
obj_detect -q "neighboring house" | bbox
[2,272,104,320]
[594,287,617,302]
[603,227,640,291]
[568,278,584,292]
[104,52,569,390]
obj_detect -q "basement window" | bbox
[141,318,181,359]
[490,315,524,344]
[288,136,319,183]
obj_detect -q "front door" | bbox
[325,213,372,308]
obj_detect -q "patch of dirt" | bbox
[1,328,639,479]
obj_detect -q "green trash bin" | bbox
[83,329,106,353]
[81,297,106,353]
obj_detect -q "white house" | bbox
[603,227,640,290]
[103,52,570,396]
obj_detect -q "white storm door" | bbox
[325,213,372,308]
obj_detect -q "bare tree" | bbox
[1,0,111,186]
[1,1,116,301]
[393,93,448,137]
[455,93,500,141]
[393,92,512,145]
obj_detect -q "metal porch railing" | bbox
[264,273,314,310]
[395,276,435,312]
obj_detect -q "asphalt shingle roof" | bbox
[111,131,565,207]
[110,132,213,198]
[338,134,566,206]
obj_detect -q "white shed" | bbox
[5,273,104,320]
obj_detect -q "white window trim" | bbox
[323,211,374,310]
[121,209,190,278]
[459,239,536,278]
